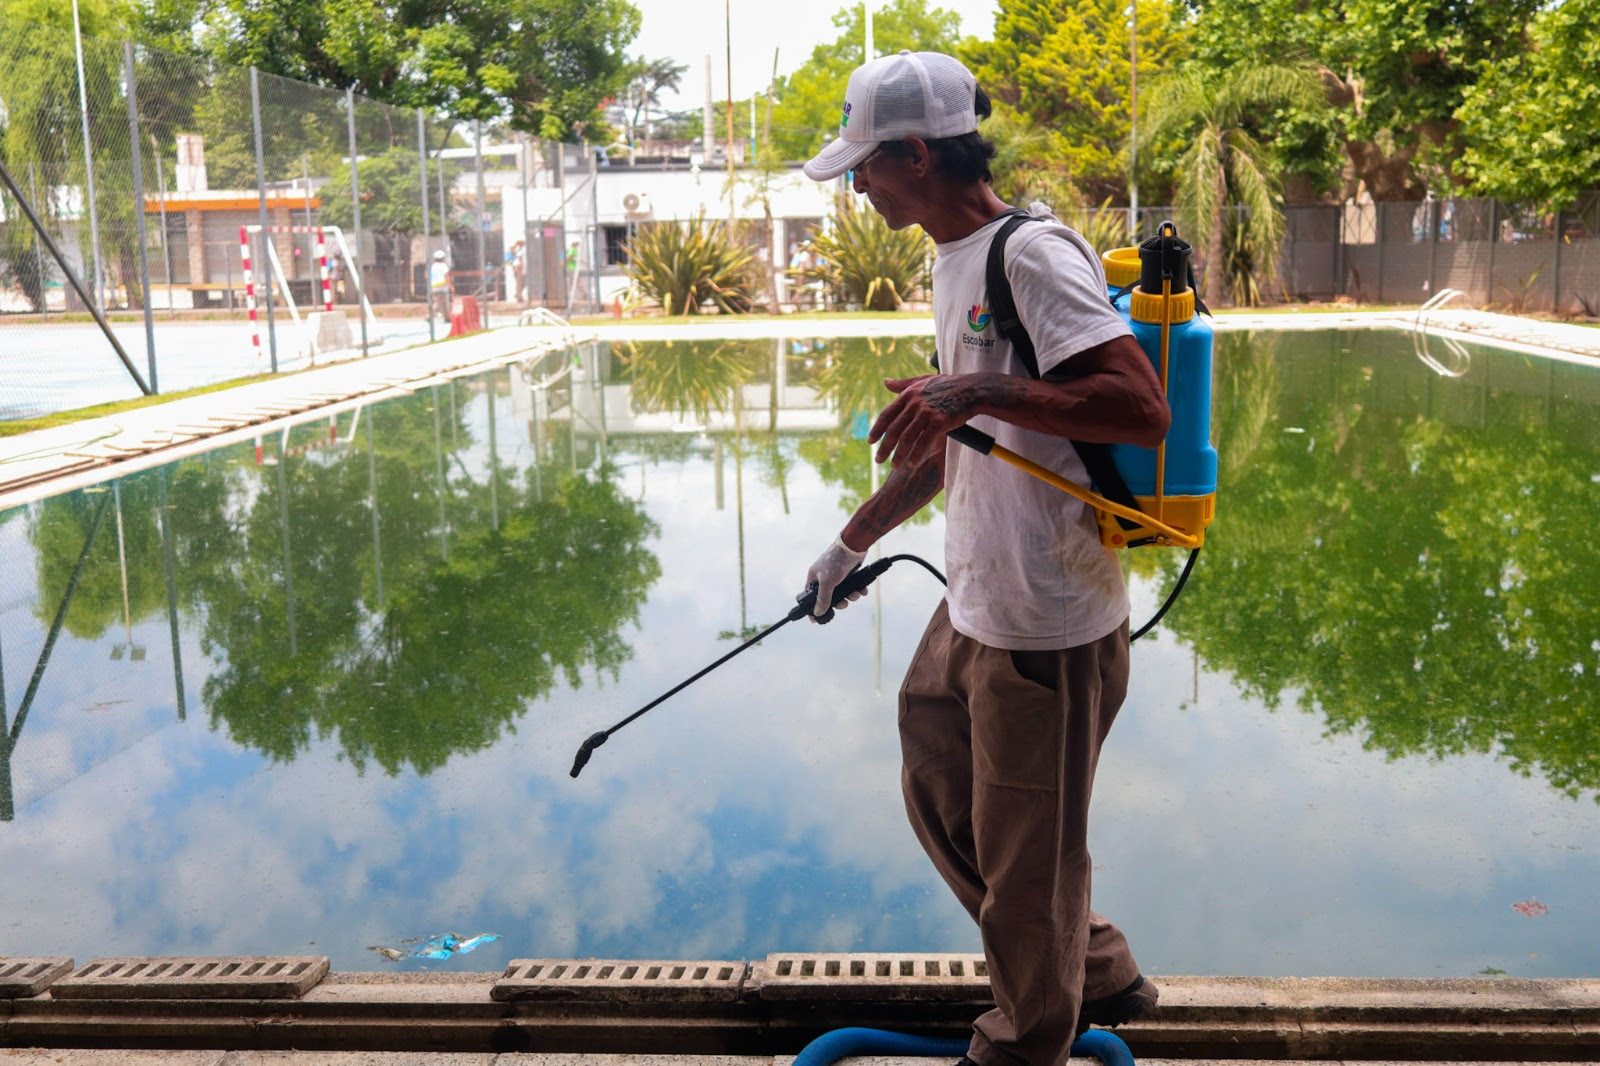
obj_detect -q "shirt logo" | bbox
[967,305,992,331]
[840,101,852,128]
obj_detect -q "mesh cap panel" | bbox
[874,67,930,130]
[929,66,973,120]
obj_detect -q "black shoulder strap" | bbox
[983,209,1144,529]
[984,209,1039,378]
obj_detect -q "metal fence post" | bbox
[417,108,434,342]
[152,134,174,311]
[124,41,157,392]
[1485,199,1498,307]
[1375,202,1386,304]
[1334,204,1343,298]
[520,132,531,308]
[1552,208,1563,313]
[435,127,449,306]
[70,0,104,310]
[347,87,369,357]
[1427,196,1439,298]
[1286,207,1296,298]
[250,67,278,372]
[474,119,490,326]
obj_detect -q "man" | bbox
[429,249,451,321]
[510,240,527,303]
[799,51,1167,1066]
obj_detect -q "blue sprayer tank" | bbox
[1095,223,1218,548]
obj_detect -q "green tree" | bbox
[0,2,163,309]
[617,55,689,150]
[199,0,641,134]
[769,0,964,161]
[1183,0,1541,199]
[1455,0,1600,210]
[319,144,460,290]
[1143,62,1322,306]
[965,0,1187,203]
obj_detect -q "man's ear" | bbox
[904,136,932,177]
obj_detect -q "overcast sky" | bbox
[631,0,1000,114]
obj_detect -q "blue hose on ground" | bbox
[790,1027,1133,1066]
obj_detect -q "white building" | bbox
[451,140,845,312]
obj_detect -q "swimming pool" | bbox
[1,329,1596,977]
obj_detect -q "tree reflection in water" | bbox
[1160,330,1600,801]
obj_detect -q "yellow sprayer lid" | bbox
[1129,287,1196,325]
[1103,246,1141,289]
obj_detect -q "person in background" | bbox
[797,50,1167,1066]
[510,240,527,302]
[429,249,451,321]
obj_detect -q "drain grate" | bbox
[757,953,991,1002]
[50,956,329,1000]
[491,958,748,1003]
[0,957,74,999]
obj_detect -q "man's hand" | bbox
[869,373,1028,467]
[869,376,960,467]
[805,536,868,620]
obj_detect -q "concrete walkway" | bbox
[0,324,589,508]
[0,1054,1564,1065]
[5,966,1599,1062]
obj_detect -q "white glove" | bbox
[806,536,868,620]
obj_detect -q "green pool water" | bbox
[0,328,1596,978]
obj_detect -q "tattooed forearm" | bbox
[920,373,1029,417]
[844,450,944,545]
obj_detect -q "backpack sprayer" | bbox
[571,220,1219,779]
[954,216,1218,551]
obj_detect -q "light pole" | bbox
[1128,0,1139,241]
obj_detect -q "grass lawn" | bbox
[0,374,280,438]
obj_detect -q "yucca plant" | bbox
[798,194,933,311]
[1062,197,1135,257]
[624,213,759,315]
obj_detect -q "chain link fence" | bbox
[1118,200,1600,313]
[1285,194,1600,314]
[0,11,534,422]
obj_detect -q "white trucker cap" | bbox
[802,50,980,181]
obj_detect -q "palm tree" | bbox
[1143,64,1323,306]
[623,56,689,151]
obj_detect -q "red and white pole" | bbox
[240,225,260,351]
[315,226,332,311]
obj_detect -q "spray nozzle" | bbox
[1139,220,1193,294]
[570,730,609,778]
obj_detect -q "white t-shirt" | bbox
[933,203,1132,651]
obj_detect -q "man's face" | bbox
[851,141,926,231]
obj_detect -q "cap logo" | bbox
[840,101,852,128]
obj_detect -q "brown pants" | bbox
[899,600,1139,1066]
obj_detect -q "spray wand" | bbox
[570,553,945,778]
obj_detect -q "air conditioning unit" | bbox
[621,192,652,217]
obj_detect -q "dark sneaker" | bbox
[1075,974,1158,1036]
